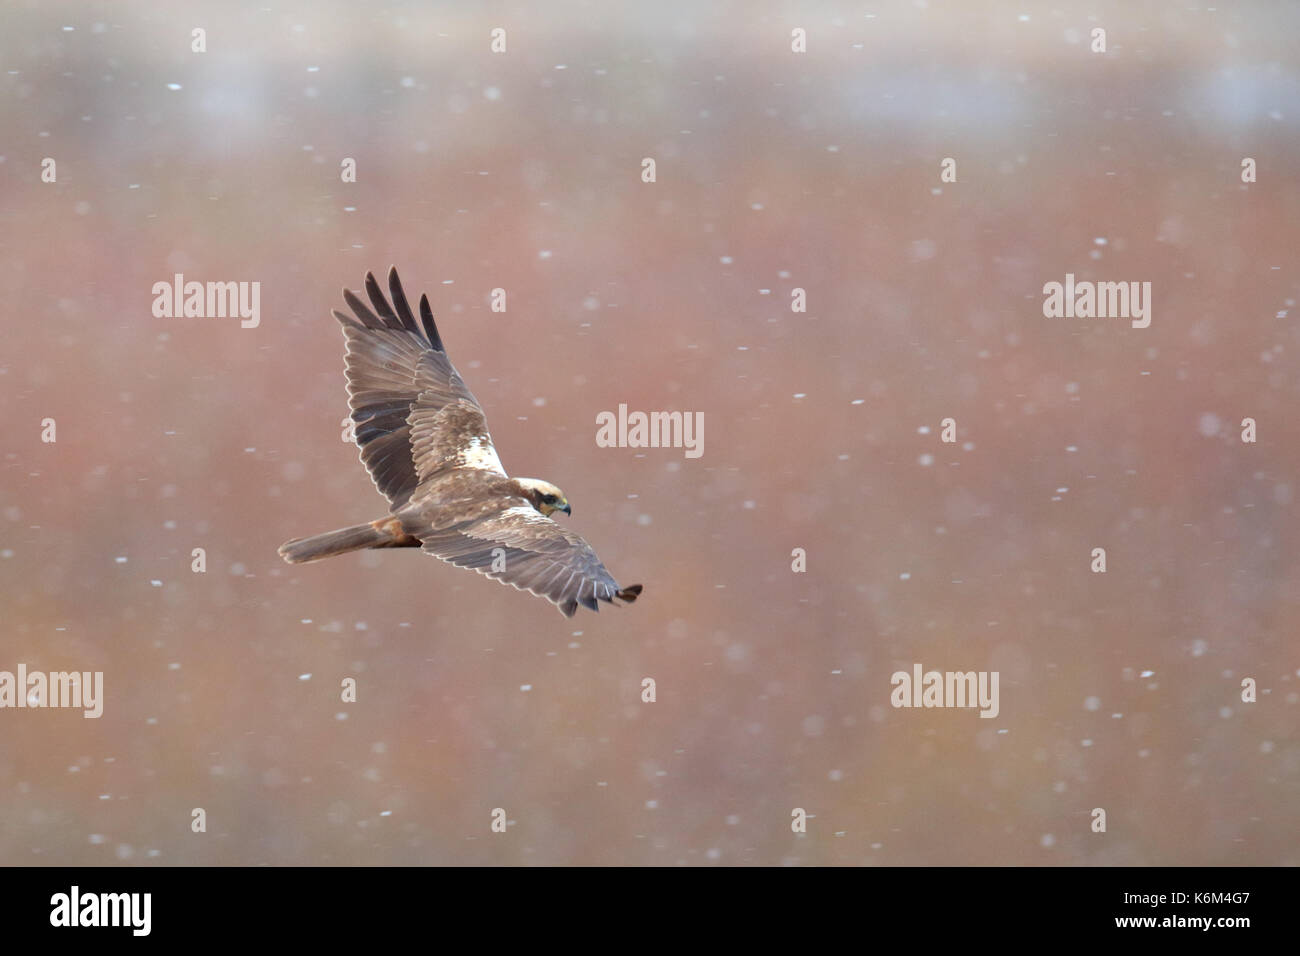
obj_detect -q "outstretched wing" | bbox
[333,268,506,509]
[419,504,643,617]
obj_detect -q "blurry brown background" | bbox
[1,1,1297,865]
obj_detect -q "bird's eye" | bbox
[542,494,556,504]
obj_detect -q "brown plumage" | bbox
[278,267,643,617]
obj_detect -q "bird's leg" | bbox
[369,516,422,548]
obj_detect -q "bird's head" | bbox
[516,478,571,517]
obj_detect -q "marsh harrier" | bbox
[279,268,643,617]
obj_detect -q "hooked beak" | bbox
[560,502,571,516]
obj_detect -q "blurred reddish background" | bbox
[1,1,1297,864]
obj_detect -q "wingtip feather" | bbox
[342,287,384,329]
[387,267,420,333]
[364,271,397,322]
[419,292,444,351]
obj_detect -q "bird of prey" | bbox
[278,268,643,617]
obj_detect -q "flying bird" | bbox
[278,268,643,617]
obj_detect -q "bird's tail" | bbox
[278,518,415,564]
